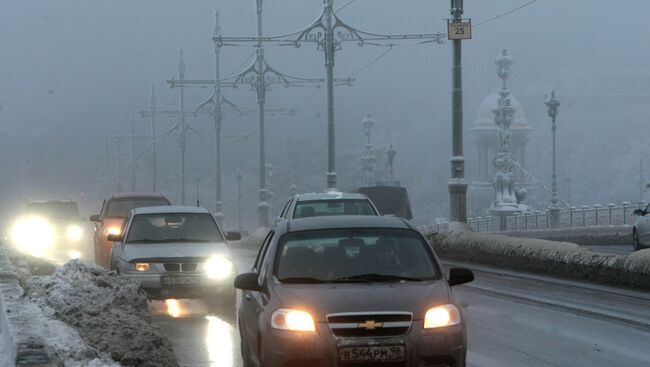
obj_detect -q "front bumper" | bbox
[262,321,466,367]
[124,272,235,300]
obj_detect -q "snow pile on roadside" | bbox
[427,226,650,289]
[624,248,650,273]
[501,225,635,246]
[25,260,178,367]
[12,300,120,366]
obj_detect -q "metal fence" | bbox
[424,201,646,233]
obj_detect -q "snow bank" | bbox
[426,226,650,290]
[501,225,634,246]
[624,249,650,273]
[1,245,119,366]
[25,260,178,367]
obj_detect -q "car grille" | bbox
[327,312,412,338]
[163,263,198,272]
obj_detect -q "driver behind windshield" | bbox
[126,213,224,243]
[276,229,439,283]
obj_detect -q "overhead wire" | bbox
[474,0,542,28]
[340,0,543,78]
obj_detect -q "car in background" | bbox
[633,204,650,251]
[108,206,241,309]
[277,192,379,220]
[90,193,170,268]
[9,200,85,263]
[235,215,474,367]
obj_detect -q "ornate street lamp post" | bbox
[361,114,376,187]
[386,145,397,186]
[449,0,468,223]
[546,90,561,227]
[236,170,243,231]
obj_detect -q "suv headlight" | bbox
[66,225,83,241]
[10,216,54,253]
[424,304,461,329]
[271,309,316,332]
[204,255,233,279]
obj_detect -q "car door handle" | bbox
[245,292,252,301]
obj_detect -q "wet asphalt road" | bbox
[152,248,650,367]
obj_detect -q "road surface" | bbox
[153,248,650,367]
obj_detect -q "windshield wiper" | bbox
[127,238,210,244]
[127,239,161,244]
[334,273,424,283]
[279,277,329,284]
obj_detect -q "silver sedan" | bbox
[108,205,240,309]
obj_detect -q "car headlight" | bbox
[10,216,54,255]
[271,309,316,332]
[135,263,150,272]
[104,226,121,236]
[66,225,83,241]
[424,304,461,329]
[204,255,233,279]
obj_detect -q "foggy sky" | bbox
[2,0,650,229]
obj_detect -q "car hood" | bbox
[272,280,450,322]
[122,242,230,262]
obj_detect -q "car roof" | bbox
[294,192,369,201]
[108,192,168,200]
[279,215,412,233]
[132,205,211,215]
[27,199,76,205]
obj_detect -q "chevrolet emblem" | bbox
[358,320,384,330]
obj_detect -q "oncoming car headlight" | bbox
[104,226,121,236]
[424,304,461,329]
[10,216,54,255]
[66,225,83,241]
[271,309,316,332]
[204,255,233,279]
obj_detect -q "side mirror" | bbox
[448,268,474,287]
[107,234,123,242]
[89,214,101,222]
[633,209,645,216]
[226,231,242,241]
[234,272,262,291]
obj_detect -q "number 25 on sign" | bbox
[448,20,472,40]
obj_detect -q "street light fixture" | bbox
[545,90,560,227]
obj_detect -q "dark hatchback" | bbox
[235,216,474,367]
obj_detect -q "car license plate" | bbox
[161,275,201,288]
[339,345,405,363]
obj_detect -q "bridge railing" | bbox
[425,201,646,233]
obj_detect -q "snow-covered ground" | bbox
[1,246,178,367]
[426,225,650,289]
[25,260,178,367]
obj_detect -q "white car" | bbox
[632,205,650,251]
[108,206,240,309]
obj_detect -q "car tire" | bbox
[240,328,254,367]
[258,337,266,367]
[633,229,642,251]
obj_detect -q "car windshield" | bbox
[293,199,377,218]
[125,213,223,244]
[106,197,169,218]
[275,228,439,283]
[26,202,80,221]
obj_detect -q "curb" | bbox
[0,244,57,367]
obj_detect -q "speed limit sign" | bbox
[448,20,472,40]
